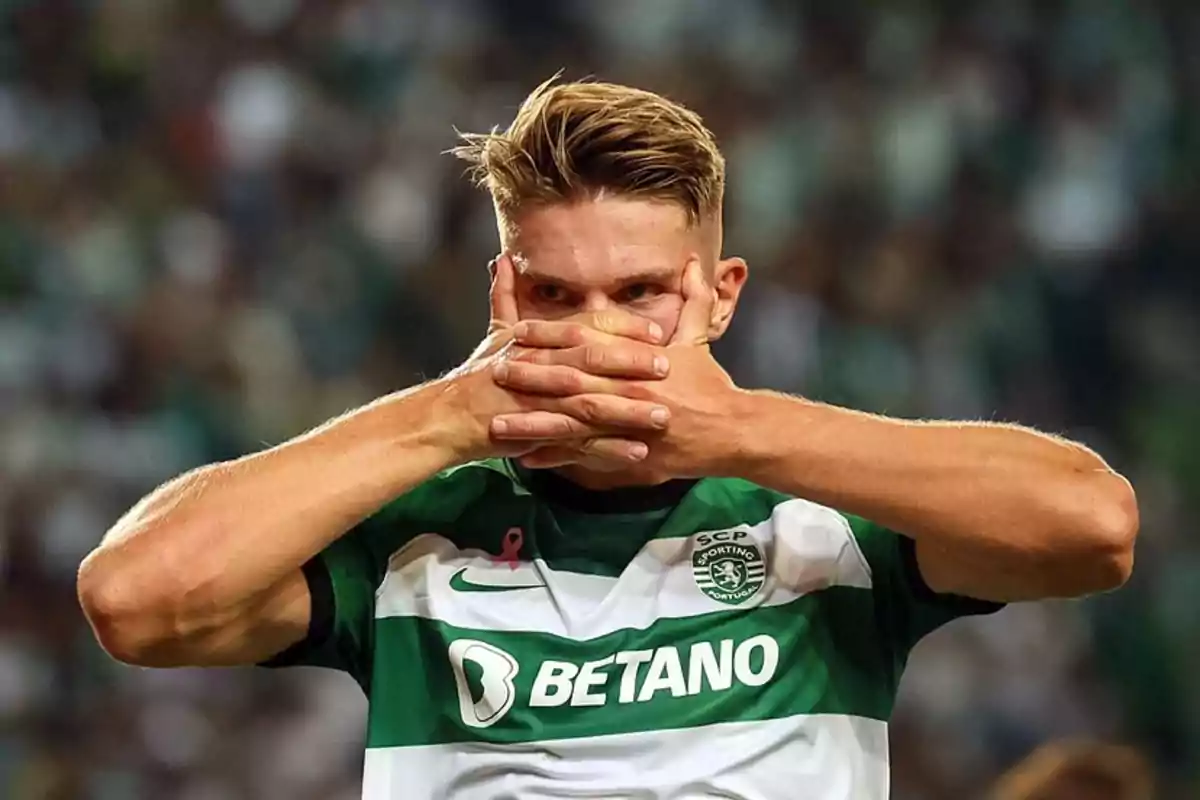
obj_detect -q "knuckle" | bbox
[500,361,525,382]
[501,416,527,436]
[624,346,653,375]
[511,347,539,364]
[564,324,587,346]
[574,395,602,422]
[559,367,584,393]
[582,345,607,372]
[522,413,547,433]
[630,347,655,374]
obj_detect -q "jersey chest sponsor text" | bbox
[448,633,781,729]
[360,495,906,757]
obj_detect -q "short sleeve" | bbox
[257,460,508,691]
[847,514,1003,652]
[259,529,378,691]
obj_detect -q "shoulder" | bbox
[371,458,518,526]
[688,477,792,525]
[692,477,884,569]
[692,477,862,534]
[349,459,520,559]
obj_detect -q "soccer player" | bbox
[77,78,1138,799]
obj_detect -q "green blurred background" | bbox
[0,1,1196,798]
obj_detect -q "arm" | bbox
[489,262,1137,604]
[78,255,670,668]
[76,381,465,667]
[727,391,1138,602]
[491,263,1138,603]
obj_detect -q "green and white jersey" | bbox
[264,459,1000,799]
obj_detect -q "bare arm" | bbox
[78,256,674,668]
[485,263,1138,603]
[728,393,1138,602]
[488,264,1139,603]
[76,381,465,667]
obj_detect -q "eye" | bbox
[618,283,665,304]
[532,284,571,304]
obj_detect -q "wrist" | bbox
[425,371,493,463]
[292,381,468,497]
[715,389,812,483]
[693,387,769,477]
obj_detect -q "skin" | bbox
[75,202,691,667]
[486,196,1139,602]
[76,193,1137,670]
[488,197,747,486]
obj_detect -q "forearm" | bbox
[78,380,463,646]
[729,391,1137,568]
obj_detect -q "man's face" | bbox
[499,196,744,341]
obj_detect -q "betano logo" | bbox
[447,639,520,728]
[447,635,780,727]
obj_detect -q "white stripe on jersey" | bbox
[362,713,888,800]
[373,498,873,640]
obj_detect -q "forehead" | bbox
[501,197,694,285]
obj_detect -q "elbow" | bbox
[1078,472,1139,592]
[77,551,179,667]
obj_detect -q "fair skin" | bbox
[487,196,1138,601]
[76,194,1136,669]
[75,201,684,667]
[490,197,748,486]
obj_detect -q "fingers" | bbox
[517,440,649,470]
[488,253,520,329]
[491,395,670,439]
[494,361,608,397]
[513,312,664,349]
[669,258,715,346]
[490,411,590,440]
[557,393,671,430]
[505,344,668,384]
[585,309,665,344]
[489,412,654,468]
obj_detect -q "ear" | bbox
[707,256,749,340]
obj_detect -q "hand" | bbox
[443,255,674,466]
[491,261,746,479]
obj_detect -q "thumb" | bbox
[669,259,715,346]
[488,253,520,331]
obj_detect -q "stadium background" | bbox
[0,0,1196,797]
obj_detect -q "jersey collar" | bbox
[507,460,698,514]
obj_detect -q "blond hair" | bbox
[991,740,1155,800]
[451,76,725,226]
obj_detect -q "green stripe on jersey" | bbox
[366,586,893,749]
[519,477,792,579]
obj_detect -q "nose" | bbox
[582,291,611,313]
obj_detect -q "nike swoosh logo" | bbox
[449,567,544,593]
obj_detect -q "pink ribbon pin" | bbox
[493,527,524,570]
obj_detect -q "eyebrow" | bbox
[517,266,679,291]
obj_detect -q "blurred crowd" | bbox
[0,0,1196,798]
